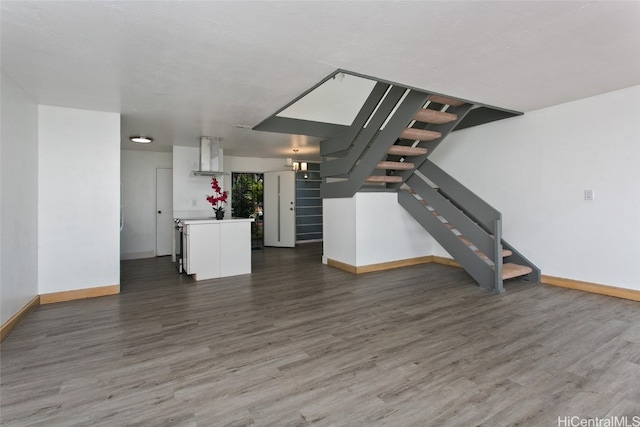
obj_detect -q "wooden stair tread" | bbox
[365,175,403,183]
[400,128,442,142]
[476,249,513,261]
[433,222,514,261]
[501,263,533,280]
[376,161,414,171]
[428,95,466,107]
[387,145,428,156]
[414,109,458,125]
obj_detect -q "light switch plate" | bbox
[584,189,594,201]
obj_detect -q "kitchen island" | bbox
[181,218,254,281]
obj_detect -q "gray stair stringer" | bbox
[320,82,390,157]
[419,159,541,283]
[320,86,407,178]
[406,172,497,264]
[320,90,430,199]
[398,189,496,290]
[386,102,475,191]
[501,240,541,282]
[420,159,500,231]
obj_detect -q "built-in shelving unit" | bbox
[295,163,322,242]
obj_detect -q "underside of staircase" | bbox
[318,79,540,293]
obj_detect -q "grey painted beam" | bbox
[253,116,347,138]
[455,107,522,131]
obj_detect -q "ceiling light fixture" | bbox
[287,149,307,172]
[130,136,153,144]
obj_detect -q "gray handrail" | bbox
[398,190,495,289]
[406,174,497,263]
[420,159,501,232]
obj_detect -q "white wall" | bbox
[121,149,172,260]
[0,72,39,325]
[223,155,288,176]
[430,85,640,290]
[323,193,435,267]
[38,105,120,294]
[355,193,434,266]
[323,197,357,266]
[173,148,289,219]
[173,146,225,219]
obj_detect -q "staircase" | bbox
[320,83,540,292]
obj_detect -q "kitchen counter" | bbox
[180,217,254,225]
[181,217,254,281]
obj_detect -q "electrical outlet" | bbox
[584,189,594,201]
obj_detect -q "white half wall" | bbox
[430,85,640,290]
[323,197,357,266]
[38,105,120,294]
[354,193,434,266]
[1,72,39,325]
[323,193,434,267]
[121,149,172,260]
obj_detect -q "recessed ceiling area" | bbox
[2,1,638,160]
[256,71,523,140]
[278,73,378,126]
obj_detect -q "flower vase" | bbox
[215,210,225,220]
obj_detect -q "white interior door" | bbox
[156,168,173,256]
[263,170,296,247]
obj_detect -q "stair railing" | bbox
[402,172,500,290]
[420,160,500,233]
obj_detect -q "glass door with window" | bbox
[231,172,264,248]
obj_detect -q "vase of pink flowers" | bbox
[206,177,228,220]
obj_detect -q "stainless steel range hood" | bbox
[192,137,225,176]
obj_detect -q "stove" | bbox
[174,219,184,273]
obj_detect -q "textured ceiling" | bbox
[2,1,639,160]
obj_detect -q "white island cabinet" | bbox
[182,218,254,281]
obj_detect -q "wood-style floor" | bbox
[2,243,639,426]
